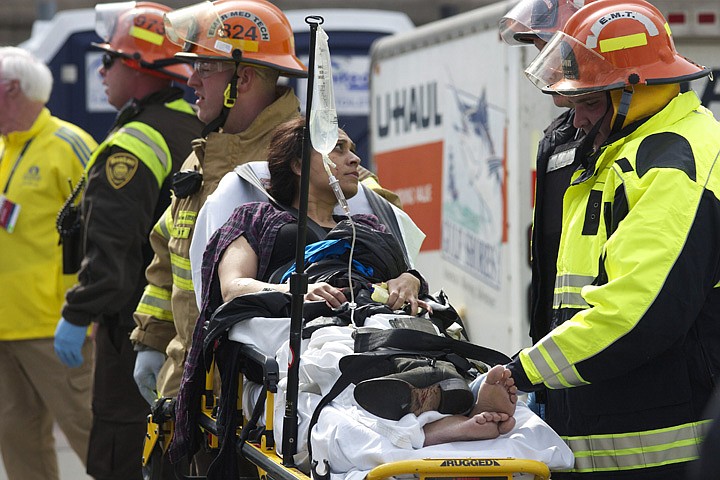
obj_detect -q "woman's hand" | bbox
[385,272,426,315]
[305,282,347,308]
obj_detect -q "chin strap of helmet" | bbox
[610,74,640,136]
[201,49,243,137]
[610,87,634,135]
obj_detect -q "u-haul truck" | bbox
[369,0,720,355]
[370,1,557,355]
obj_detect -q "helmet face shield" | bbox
[164,2,223,56]
[499,0,585,45]
[95,1,137,43]
[93,1,192,82]
[524,31,624,95]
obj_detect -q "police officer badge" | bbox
[106,153,139,189]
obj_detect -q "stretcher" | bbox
[141,335,554,480]
[140,14,563,479]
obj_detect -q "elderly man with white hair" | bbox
[0,46,97,480]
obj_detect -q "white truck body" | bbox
[370,1,559,355]
[369,0,720,355]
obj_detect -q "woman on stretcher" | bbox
[169,118,570,475]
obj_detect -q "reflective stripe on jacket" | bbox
[84,97,194,187]
[61,88,203,328]
[510,92,720,475]
[131,87,302,396]
[134,211,174,323]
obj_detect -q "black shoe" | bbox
[353,360,474,420]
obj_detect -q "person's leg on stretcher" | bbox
[423,365,517,446]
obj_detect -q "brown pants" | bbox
[0,338,93,480]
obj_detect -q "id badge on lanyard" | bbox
[0,139,32,233]
[0,194,20,233]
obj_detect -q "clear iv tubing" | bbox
[345,218,357,327]
[321,158,358,325]
[321,157,350,215]
[310,26,358,324]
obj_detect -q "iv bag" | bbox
[308,26,350,215]
[309,26,338,158]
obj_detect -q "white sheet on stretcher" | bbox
[229,314,574,478]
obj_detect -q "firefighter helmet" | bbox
[524,0,710,95]
[500,0,591,45]
[164,0,307,78]
[94,2,192,81]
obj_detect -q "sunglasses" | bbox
[193,60,236,78]
[101,52,122,70]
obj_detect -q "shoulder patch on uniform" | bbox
[636,132,696,181]
[106,153,139,189]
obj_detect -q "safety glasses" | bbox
[101,52,122,70]
[192,60,236,78]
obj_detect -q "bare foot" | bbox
[498,415,516,435]
[471,365,517,417]
[423,411,508,446]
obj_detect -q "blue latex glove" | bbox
[54,318,87,368]
[133,348,166,405]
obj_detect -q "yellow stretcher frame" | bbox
[142,342,551,480]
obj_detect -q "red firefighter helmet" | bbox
[524,0,710,95]
[94,1,192,82]
[164,0,307,78]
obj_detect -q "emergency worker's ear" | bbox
[235,66,255,94]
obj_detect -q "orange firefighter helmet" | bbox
[94,1,192,82]
[164,0,307,78]
[524,0,709,95]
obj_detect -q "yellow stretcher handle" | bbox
[364,457,550,480]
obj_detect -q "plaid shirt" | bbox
[172,201,381,459]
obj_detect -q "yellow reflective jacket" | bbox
[62,89,202,328]
[0,108,96,340]
[131,87,301,396]
[509,92,720,475]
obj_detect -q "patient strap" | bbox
[354,329,511,366]
[307,330,511,479]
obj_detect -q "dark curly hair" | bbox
[267,117,305,206]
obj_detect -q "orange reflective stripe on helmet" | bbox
[93,1,192,82]
[164,0,307,78]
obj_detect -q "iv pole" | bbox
[282,14,324,467]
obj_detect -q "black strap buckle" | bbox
[172,170,203,198]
